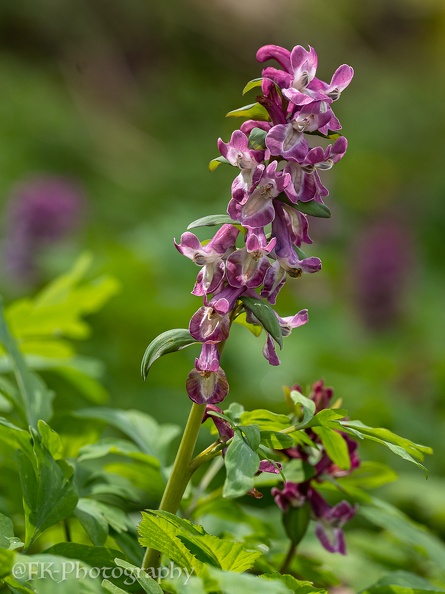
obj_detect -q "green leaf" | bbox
[262,572,327,593]
[114,558,164,593]
[242,77,264,95]
[248,127,267,150]
[0,549,15,579]
[187,214,237,230]
[0,300,54,426]
[74,498,109,546]
[233,311,262,337]
[205,567,295,593]
[312,426,350,470]
[0,513,24,551]
[226,102,270,121]
[208,155,230,172]
[74,408,180,464]
[223,429,260,498]
[282,458,316,484]
[139,510,261,575]
[0,418,33,456]
[341,420,432,476]
[260,430,294,450]
[43,543,122,569]
[241,409,291,432]
[305,408,348,429]
[239,425,261,450]
[5,253,119,345]
[139,511,201,573]
[240,296,283,348]
[359,571,445,593]
[337,461,398,490]
[360,497,445,568]
[77,438,161,467]
[18,429,78,549]
[141,328,198,380]
[294,200,331,218]
[289,390,316,425]
[102,580,128,594]
[38,420,64,459]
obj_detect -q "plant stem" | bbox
[280,541,297,574]
[141,401,206,571]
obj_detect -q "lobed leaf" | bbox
[141,328,198,380]
[241,409,291,432]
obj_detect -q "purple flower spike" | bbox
[189,306,230,343]
[241,162,290,228]
[309,490,357,555]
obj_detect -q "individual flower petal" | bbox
[189,306,230,343]
[186,367,229,404]
[284,162,329,204]
[218,130,264,187]
[256,44,292,71]
[195,342,221,372]
[266,123,309,162]
[209,284,246,315]
[262,334,280,366]
[276,309,309,336]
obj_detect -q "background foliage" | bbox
[1,1,445,592]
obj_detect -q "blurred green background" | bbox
[1,0,445,583]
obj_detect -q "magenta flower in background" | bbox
[2,175,85,284]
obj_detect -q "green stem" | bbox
[280,541,297,573]
[142,401,206,571]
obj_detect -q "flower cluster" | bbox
[272,380,359,554]
[176,45,353,405]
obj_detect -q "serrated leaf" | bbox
[223,429,260,498]
[240,296,282,348]
[294,200,331,218]
[226,102,270,121]
[312,426,350,470]
[248,127,267,150]
[19,429,78,549]
[187,214,236,230]
[141,329,197,380]
[139,511,261,575]
[208,156,230,172]
[138,511,201,573]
